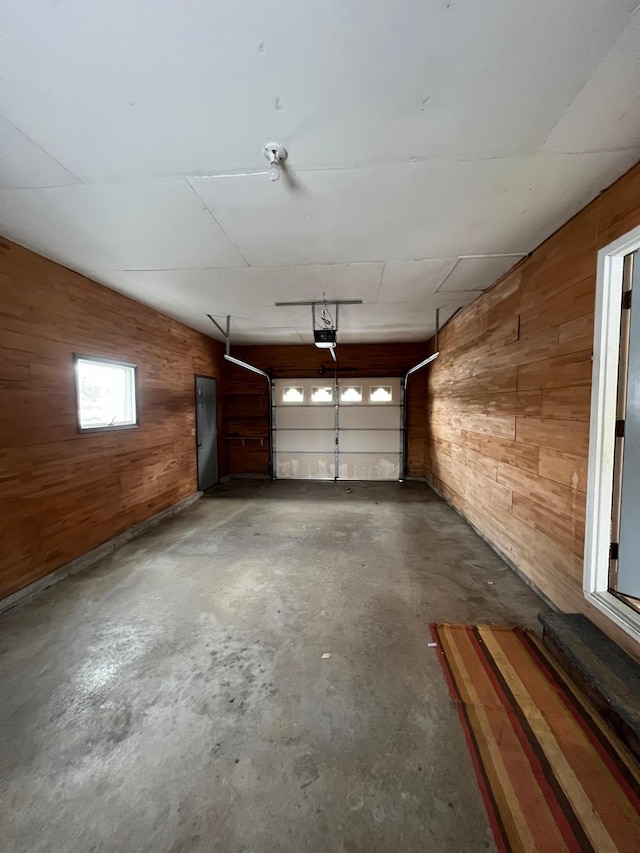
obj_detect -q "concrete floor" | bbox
[1,480,547,853]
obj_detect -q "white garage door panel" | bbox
[276,429,336,453]
[275,452,335,480]
[274,377,402,481]
[338,406,401,430]
[275,407,335,430]
[274,379,336,478]
[339,430,401,454]
[338,454,400,481]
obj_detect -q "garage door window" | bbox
[370,385,393,403]
[340,386,362,403]
[282,386,304,403]
[311,386,333,403]
[75,354,138,432]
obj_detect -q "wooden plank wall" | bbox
[0,238,226,600]
[224,343,427,476]
[423,161,640,660]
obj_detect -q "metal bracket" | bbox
[207,314,269,378]
[277,298,362,337]
[207,313,273,475]
[206,314,231,355]
[399,305,462,480]
[276,299,362,307]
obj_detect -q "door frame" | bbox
[584,223,640,645]
[194,374,218,491]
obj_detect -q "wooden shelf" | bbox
[222,414,265,420]
[223,391,266,396]
[224,436,269,446]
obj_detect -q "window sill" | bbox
[77,423,139,434]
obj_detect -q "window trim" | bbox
[74,353,140,434]
[584,224,640,645]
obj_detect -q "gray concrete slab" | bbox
[0,480,547,853]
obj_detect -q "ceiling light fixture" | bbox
[263,142,287,182]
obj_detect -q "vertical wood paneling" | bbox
[424,160,640,661]
[0,238,226,600]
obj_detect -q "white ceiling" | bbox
[1,1,639,344]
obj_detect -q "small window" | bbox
[311,386,333,403]
[75,355,138,431]
[282,386,305,403]
[370,385,393,403]
[340,386,362,403]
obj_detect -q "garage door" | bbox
[273,377,402,480]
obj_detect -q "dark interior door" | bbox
[195,375,218,491]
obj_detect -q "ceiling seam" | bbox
[456,253,526,260]
[94,258,481,274]
[2,115,83,185]
[435,258,462,293]
[8,147,639,190]
[183,152,582,182]
[184,178,251,267]
[537,15,635,153]
[540,145,640,156]
[374,263,386,303]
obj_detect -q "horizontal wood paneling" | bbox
[0,238,225,600]
[225,343,427,476]
[424,160,640,661]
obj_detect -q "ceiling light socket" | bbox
[264,142,287,181]
[263,142,287,163]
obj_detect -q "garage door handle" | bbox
[197,442,204,448]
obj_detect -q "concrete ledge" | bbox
[0,491,203,616]
[539,611,640,761]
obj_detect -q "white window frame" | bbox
[74,354,139,433]
[584,223,640,645]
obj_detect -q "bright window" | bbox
[282,386,304,403]
[311,386,333,403]
[340,386,362,403]
[75,355,138,431]
[370,385,393,403]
